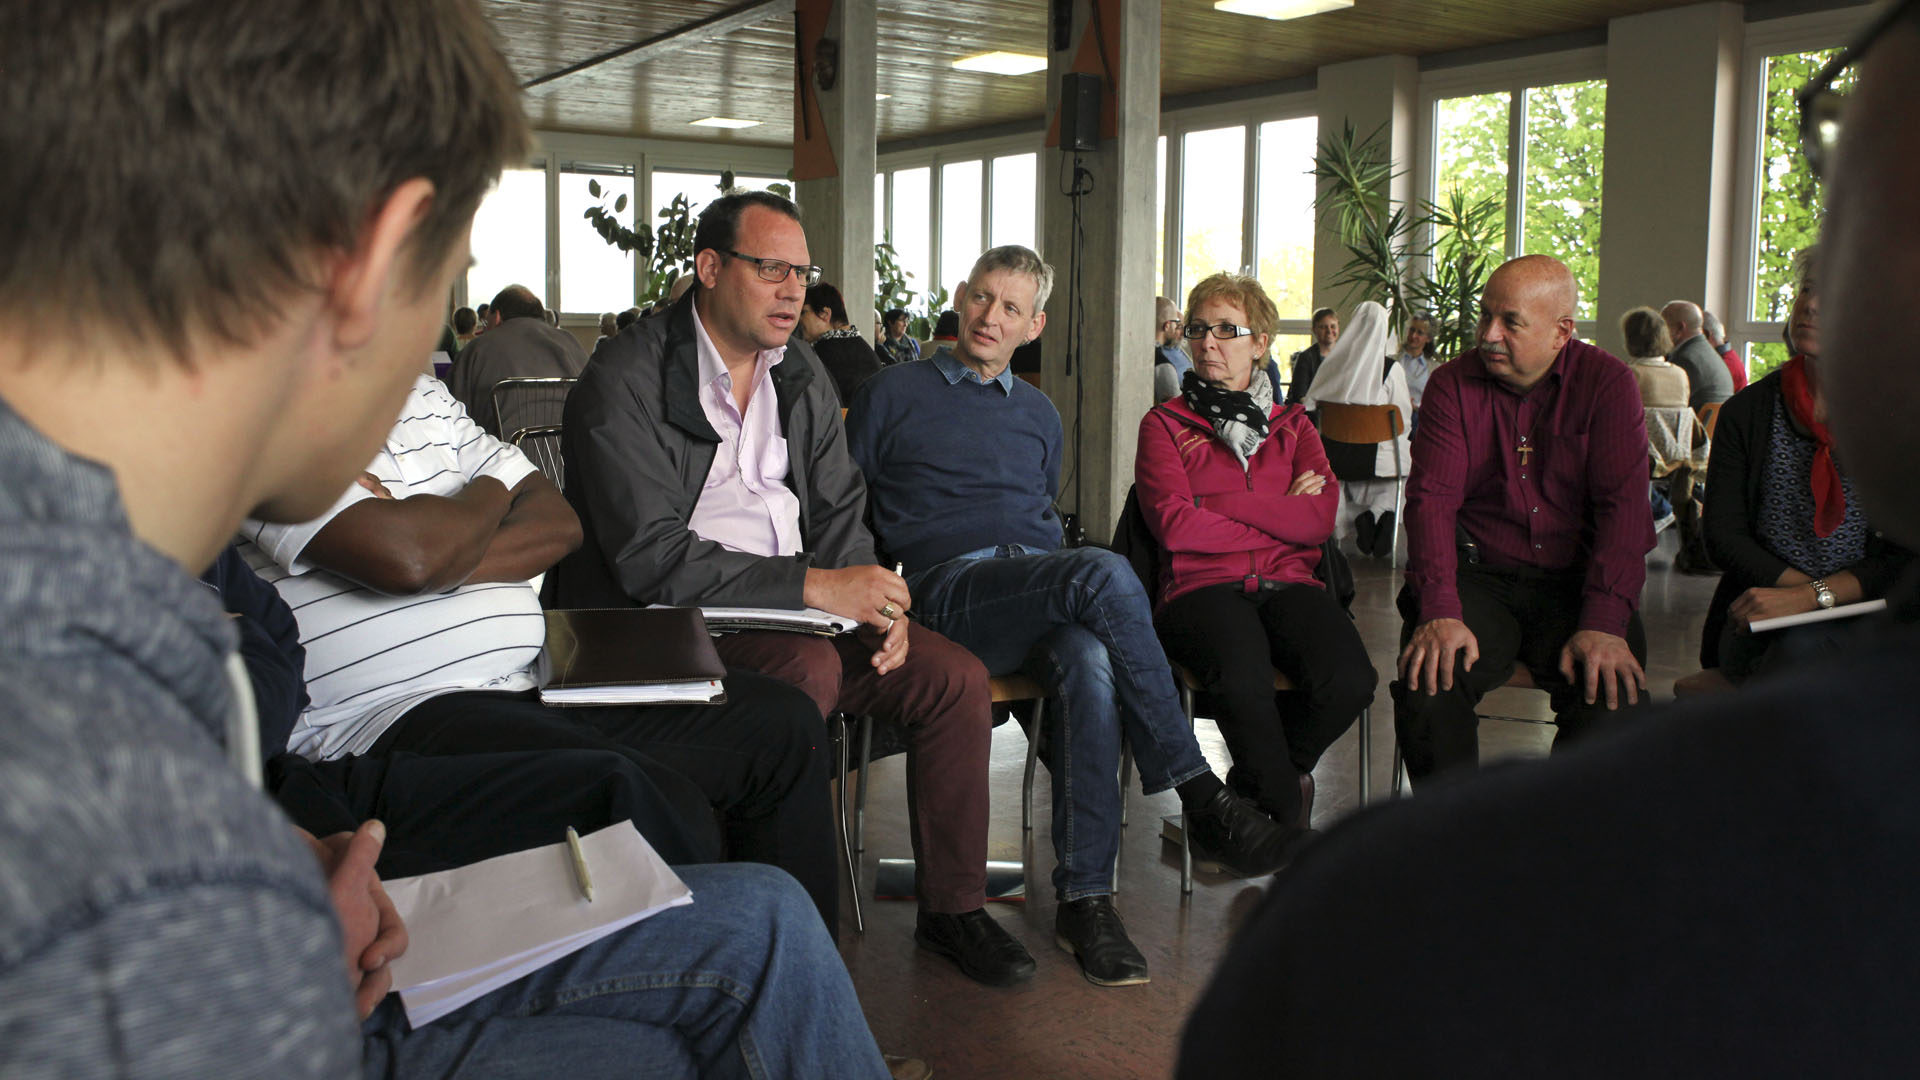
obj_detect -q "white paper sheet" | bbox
[383,821,691,1026]
[1749,597,1887,633]
[540,677,725,706]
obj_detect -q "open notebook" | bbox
[383,821,692,1027]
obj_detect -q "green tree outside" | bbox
[1521,80,1606,320]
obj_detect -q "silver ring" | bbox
[885,617,897,633]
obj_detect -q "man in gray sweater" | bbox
[0,1,890,1076]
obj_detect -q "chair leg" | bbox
[1391,476,1405,569]
[1021,698,1044,833]
[1179,681,1195,896]
[853,714,873,854]
[1356,705,1371,806]
[1390,731,1405,799]
[834,714,864,934]
[1117,740,1133,827]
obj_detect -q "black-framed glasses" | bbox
[1797,0,1918,180]
[726,250,824,286]
[1182,320,1256,341]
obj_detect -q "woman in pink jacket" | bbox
[1136,272,1377,831]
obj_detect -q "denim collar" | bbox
[931,347,1014,394]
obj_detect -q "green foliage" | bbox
[1754,49,1846,323]
[875,237,916,316]
[1519,80,1606,319]
[1312,121,1505,362]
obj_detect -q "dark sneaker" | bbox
[1354,510,1378,555]
[915,908,1037,987]
[1372,510,1397,559]
[1185,786,1307,877]
[1055,896,1151,987]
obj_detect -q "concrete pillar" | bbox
[1594,2,1744,359]
[795,0,878,337]
[1311,55,1419,315]
[1040,0,1160,542]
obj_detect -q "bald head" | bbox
[1476,255,1578,392]
[1824,8,1920,546]
[1662,300,1703,345]
[1156,295,1181,345]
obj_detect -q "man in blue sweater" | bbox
[846,245,1306,987]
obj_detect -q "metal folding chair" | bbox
[509,425,564,489]
[490,376,576,440]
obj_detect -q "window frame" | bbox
[1726,6,1873,371]
[1416,47,1607,339]
[876,133,1046,310]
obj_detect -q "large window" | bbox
[559,163,636,315]
[1179,125,1247,301]
[1432,79,1606,320]
[940,160,984,297]
[1255,117,1317,321]
[889,166,932,300]
[467,165,547,310]
[1520,80,1605,320]
[989,153,1037,252]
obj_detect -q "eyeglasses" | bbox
[1182,321,1257,341]
[726,250,824,286]
[1797,0,1918,180]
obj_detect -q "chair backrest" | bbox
[1315,401,1404,446]
[1696,401,1722,442]
[491,377,576,439]
[512,425,565,490]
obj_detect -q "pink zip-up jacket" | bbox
[1134,396,1339,610]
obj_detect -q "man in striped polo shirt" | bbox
[241,374,846,932]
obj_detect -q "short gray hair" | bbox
[967,245,1055,311]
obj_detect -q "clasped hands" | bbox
[1398,619,1647,709]
[299,820,408,1021]
[803,564,912,674]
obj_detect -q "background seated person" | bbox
[1396,316,1437,421]
[845,249,1311,987]
[1620,305,1699,536]
[242,375,841,931]
[1700,249,1912,684]
[1301,300,1414,560]
[1394,255,1654,786]
[800,280,882,404]
[1138,272,1376,834]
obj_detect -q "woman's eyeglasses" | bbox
[1182,321,1256,341]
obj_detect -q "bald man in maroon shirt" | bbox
[1392,255,1654,785]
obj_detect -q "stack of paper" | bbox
[383,821,692,1027]
[678,604,859,636]
[1750,598,1887,633]
[541,678,725,706]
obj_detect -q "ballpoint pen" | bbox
[565,825,595,903]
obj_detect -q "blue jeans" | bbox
[909,546,1211,901]
[362,864,888,1079]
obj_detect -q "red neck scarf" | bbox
[1779,356,1844,537]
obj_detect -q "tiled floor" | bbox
[837,530,1719,1079]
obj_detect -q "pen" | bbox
[565,826,595,903]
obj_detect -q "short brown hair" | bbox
[1620,306,1673,359]
[0,0,529,363]
[1185,272,1280,339]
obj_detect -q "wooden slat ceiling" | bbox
[486,0,1718,147]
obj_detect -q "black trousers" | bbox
[1392,562,1648,785]
[1156,582,1377,826]
[365,670,839,933]
[269,747,710,878]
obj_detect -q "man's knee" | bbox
[1075,546,1149,606]
[904,626,991,715]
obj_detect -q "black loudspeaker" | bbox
[1060,71,1101,152]
[1052,0,1074,52]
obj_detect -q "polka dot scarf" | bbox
[1181,365,1274,470]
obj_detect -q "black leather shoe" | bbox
[1055,896,1150,987]
[1186,786,1308,877]
[915,908,1036,987]
[1372,510,1397,559]
[1354,510,1378,556]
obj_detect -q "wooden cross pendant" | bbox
[1517,438,1534,464]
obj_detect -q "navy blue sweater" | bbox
[845,354,1063,572]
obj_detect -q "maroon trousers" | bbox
[714,622,991,913]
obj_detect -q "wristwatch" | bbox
[1811,579,1836,609]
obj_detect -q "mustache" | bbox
[1481,342,1510,358]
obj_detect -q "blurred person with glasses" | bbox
[1152,295,1191,402]
[552,190,1019,995]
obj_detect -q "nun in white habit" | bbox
[1302,301,1414,558]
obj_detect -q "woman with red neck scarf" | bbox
[1700,246,1914,683]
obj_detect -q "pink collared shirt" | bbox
[687,299,804,557]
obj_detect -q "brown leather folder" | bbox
[539,607,727,705]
